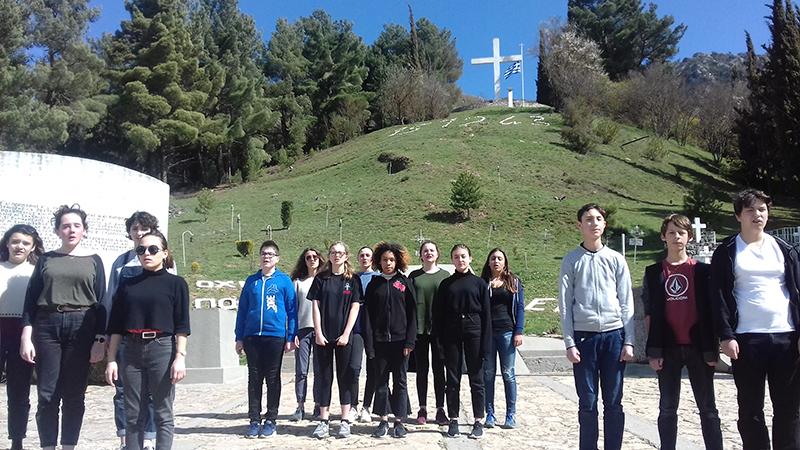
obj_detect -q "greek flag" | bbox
[504,61,521,79]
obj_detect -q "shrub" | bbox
[190,261,201,273]
[560,101,597,154]
[280,201,293,229]
[194,189,216,222]
[594,118,619,144]
[643,137,669,161]
[561,125,596,154]
[235,240,254,257]
[377,152,411,173]
[684,182,722,220]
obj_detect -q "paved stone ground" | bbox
[0,352,774,449]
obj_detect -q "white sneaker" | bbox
[346,407,358,423]
[358,407,372,423]
[143,439,155,450]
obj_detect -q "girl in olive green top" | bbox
[408,240,450,426]
[20,205,107,450]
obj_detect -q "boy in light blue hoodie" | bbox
[235,240,297,438]
[557,203,634,450]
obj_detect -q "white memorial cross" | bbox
[471,37,522,100]
[692,217,706,243]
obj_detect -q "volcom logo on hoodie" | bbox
[265,284,279,312]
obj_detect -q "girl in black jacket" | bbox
[433,244,491,440]
[363,242,416,439]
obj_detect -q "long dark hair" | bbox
[0,224,45,264]
[290,247,325,280]
[480,247,518,293]
[140,230,175,270]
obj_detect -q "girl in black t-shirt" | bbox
[307,241,362,439]
[480,248,524,430]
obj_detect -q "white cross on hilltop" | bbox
[692,217,707,243]
[471,37,522,100]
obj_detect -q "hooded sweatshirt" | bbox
[235,268,297,342]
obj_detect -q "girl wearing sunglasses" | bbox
[105,231,190,450]
[104,211,166,450]
[289,248,325,422]
[0,224,44,450]
[21,205,107,450]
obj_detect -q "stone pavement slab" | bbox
[0,360,770,449]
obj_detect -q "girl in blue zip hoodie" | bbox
[234,240,297,439]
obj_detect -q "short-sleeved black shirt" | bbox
[307,273,362,341]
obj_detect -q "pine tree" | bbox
[0,0,110,153]
[568,0,686,80]
[450,172,483,220]
[264,18,313,157]
[192,0,274,183]
[101,0,214,182]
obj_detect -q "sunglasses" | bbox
[305,254,319,261]
[135,245,162,256]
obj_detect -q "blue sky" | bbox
[88,0,772,99]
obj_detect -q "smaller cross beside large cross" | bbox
[692,217,707,243]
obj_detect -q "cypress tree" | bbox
[736,0,800,192]
[536,29,555,106]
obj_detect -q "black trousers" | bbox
[415,333,446,409]
[373,341,409,417]
[443,331,485,420]
[656,345,722,450]
[314,342,354,407]
[349,333,364,407]
[0,318,33,441]
[243,336,285,423]
[32,308,96,447]
[362,358,376,409]
[733,332,800,450]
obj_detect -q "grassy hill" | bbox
[168,106,800,333]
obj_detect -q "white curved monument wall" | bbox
[0,151,170,274]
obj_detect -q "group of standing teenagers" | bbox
[0,207,190,450]
[235,239,525,440]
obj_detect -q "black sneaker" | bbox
[447,419,460,438]
[372,420,389,438]
[469,421,483,439]
[393,421,407,438]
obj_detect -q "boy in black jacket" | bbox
[642,214,722,450]
[711,189,800,449]
[362,242,417,439]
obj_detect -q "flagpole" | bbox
[520,43,525,105]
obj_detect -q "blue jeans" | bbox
[484,330,517,417]
[113,340,156,440]
[572,328,626,450]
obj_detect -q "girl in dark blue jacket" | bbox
[480,247,525,429]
